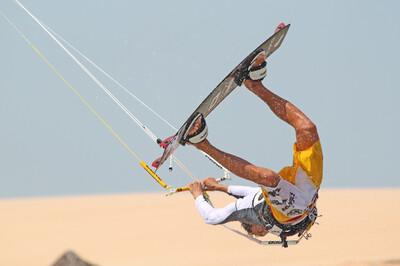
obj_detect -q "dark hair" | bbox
[241,223,254,235]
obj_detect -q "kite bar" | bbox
[140,161,170,189]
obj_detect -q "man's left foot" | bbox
[181,113,208,145]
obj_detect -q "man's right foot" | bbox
[245,49,267,84]
[249,50,267,74]
[235,23,284,86]
[243,51,267,89]
[245,22,285,82]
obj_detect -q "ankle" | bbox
[192,138,209,149]
[244,79,262,90]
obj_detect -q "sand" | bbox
[0,188,399,266]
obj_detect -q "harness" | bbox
[253,190,319,248]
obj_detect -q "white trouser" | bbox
[194,186,262,225]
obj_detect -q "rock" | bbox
[51,250,97,266]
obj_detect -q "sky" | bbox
[0,0,399,198]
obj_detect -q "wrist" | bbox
[217,185,228,193]
[192,190,203,199]
[194,194,204,201]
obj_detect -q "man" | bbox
[185,48,323,245]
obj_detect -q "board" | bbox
[153,23,290,170]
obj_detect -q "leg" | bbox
[244,80,319,151]
[244,52,319,151]
[186,113,279,187]
[194,139,280,187]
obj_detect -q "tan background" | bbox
[0,189,399,266]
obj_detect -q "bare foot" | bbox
[187,116,202,136]
[253,52,266,66]
[244,52,266,89]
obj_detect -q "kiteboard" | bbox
[152,23,290,169]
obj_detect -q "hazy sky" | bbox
[1,0,399,198]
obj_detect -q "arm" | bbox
[194,195,236,225]
[228,185,260,198]
[202,177,259,198]
[188,181,237,225]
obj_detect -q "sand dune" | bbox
[0,189,399,266]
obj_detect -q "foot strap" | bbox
[248,60,267,81]
[181,113,208,145]
[234,50,267,85]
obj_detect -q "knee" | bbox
[298,119,317,132]
[296,119,318,139]
[296,122,319,150]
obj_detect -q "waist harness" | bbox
[253,191,319,248]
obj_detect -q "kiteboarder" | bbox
[186,50,323,242]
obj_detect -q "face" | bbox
[249,224,269,237]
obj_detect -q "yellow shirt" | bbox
[263,140,323,223]
[279,140,323,188]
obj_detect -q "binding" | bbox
[179,112,208,145]
[234,49,267,86]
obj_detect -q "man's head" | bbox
[241,223,268,237]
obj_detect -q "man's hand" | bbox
[202,177,228,193]
[188,181,204,199]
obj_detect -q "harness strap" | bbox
[255,189,319,247]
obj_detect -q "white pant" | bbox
[194,186,263,225]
